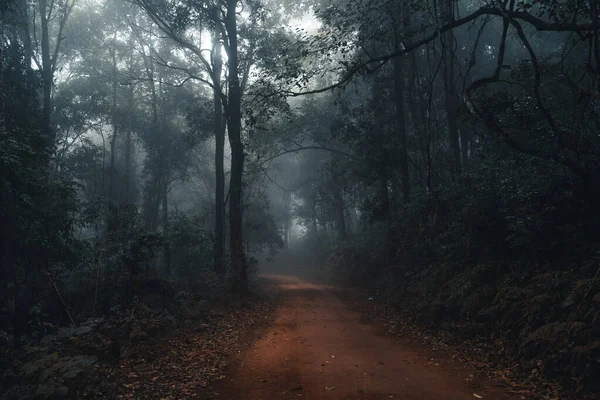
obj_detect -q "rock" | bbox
[62,368,82,379]
[56,358,77,371]
[34,384,55,399]
[34,383,68,399]
[58,327,75,338]
[25,346,43,354]
[561,297,576,309]
[74,326,93,336]
[56,386,69,397]
[22,361,40,377]
[74,355,98,366]
[40,335,55,346]
[39,367,56,383]
[45,352,59,362]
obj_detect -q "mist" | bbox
[1,0,599,398]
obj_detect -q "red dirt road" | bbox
[215,275,514,400]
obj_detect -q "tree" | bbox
[223,0,247,292]
[212,25,226,275]
[36,0,75,142]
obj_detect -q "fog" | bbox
[2,0,600,397]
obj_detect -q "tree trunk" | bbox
[309,189,318,238]
[108,40,118,205]
[162,178,171,275]
[142,44,161,232]
[379,177,390,221]
[459,75,472,166]
[283,191,292,249]
[333,186,346,240]
[38,0,53,143]
[213,28,226,275]
[124,84,134,204]
[460,127,470,166]
[225,0,247,294]
[19,0,35,96]
[393,55,410,204]
[441,0,461,178]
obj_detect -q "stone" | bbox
[74,355,98,366]
[74,326,93,336]
[58,327,75,338]
[40,335,55,346]
[34,384,55,399]
[62,368,82,379]
[55,386,69,397]
[39,367,55,383]
[21,361,40,377]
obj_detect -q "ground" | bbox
[208,275,515,400]
[5,274,564,399]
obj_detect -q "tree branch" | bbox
[260,146,361,164]
[288,6,600,97]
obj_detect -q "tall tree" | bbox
[36,0,75,143]
[224,0,247,292]
[439,0,461,177]
[213,26,226,275]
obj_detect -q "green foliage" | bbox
[96,204,164,278]
[244,194,285,255]
[167,210,213,279]
[325,236,384,287]
[0,39,81,332]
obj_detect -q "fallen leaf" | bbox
[473,394,483,399]
[325,386,336,391]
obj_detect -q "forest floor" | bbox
[5,274,575,399]
[207,275,521,400]
[2,278,280,400]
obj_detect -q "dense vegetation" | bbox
[1,0,599,397]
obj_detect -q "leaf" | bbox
[473,394,483,399]
[325,386,336,391]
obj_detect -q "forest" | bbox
[1,0,599,398]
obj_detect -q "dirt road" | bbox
[214,275,513,400]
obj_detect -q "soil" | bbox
[209,275,517,400]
